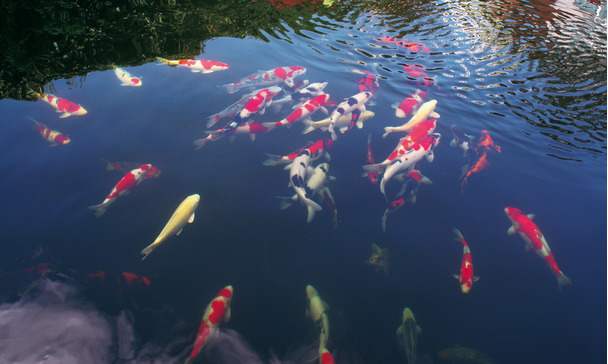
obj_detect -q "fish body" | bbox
[452,228,479,293]
[157,57,229,73]
[222,66,306,94]
[288,149,323,223]
[185,286,233,364]
[476,129,501,153]
[263,139,332,166]
[449,124,476,160]
[273,81,328,107]
[306,285,330,358]
[378,133,440,200]
[383,99,438,137]
[352,69,379,94]
[362,133,379,184]
[264,93,330,130]
[33,92,87,118]
[366,243,390,273]
[328,91,373,141]
[504,207,571,290]
[99,158,161,179]
[88,164,152,217]
[378,37,431,53]
[206,89,260,128]
[396,307,421,364]
[32,119,70,146]
[460,130,500,192]
[302,110,375,135]
[365,118,437,174]
[113,67,142,86]
[382,169,431,232]
[403,64,435,86]
[394,89,426,118]
[320,186,338,229]
[140,194,200,260]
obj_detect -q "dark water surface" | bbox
[0,0,606,363]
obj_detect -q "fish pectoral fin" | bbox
[339,126,349,133]
[430,111,440,118]
[452,274,461,280]
[396,325,403,335]
[416,325,422,334]
[425,151,435,162]
[507,226,517,235]
[527,213,535,220]
[59,112,70,118]
[224,307,231,322]
[188,212,195,223]
[356,120,363,129]
[176,228,184,236]
[473,276,480,282]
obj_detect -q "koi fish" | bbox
[320,186,338,229]
[376,133,440,200]
[460,130,500,192]
[449,124,476,160]
[263,139,332,166]
[32,92,87,118]
[396,307,421,364]
[141,194,200,260]
[302,110,375,135]
[206,90,260,128]
[31,118,70,146]
[403,64,435,86]
[157,57,229,73]
[362,133,379,184]
[452,228,479,294]
[365,118,437,174]
[504,207,571,290]
[328,91,373,141]
[88,164,152,217]
[222,66,306,94]
[350,69,379,94]
[306,285,330,358]
[366,243,390,273]
[229,122,272,141]
[99,158,161,179]
[194,87,281,149]
[186,285,233,364]
[320,348,336,364]
[263,93,331,130]
[272,81,328,108]
[381,169,431,232]
[383,100,439,138]
[287,147,323,223]
[393,89,426,118]
[279,163,334,211]
[377,37,431,53]
[113,67,142,86]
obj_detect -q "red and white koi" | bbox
[374,133,440,200]
[185,285,233,364]
[383,100,439,138]
[504,207,571,290]
[264,93,330,130]
[206,89,261,128]
[365,118,437,174]
[32,92,87,118]
[113,67,142,86]
[99,158,161,179]
[222,66,306,94]
[31,118,70,146]
[393,89,426,118]
[328,91,373,141]
[88,164,152,217]
[263,139,332,166]
[156,57,229,74]
[452,228,479,294]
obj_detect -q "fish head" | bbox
[218,285,233,304]
[289,66,306,78]
[187,193,201,206]
[306,285,318,300]
[402,307,415,323]
[74,106,88,116]
[267,86,283,97]
[316,163,329,175]
[504,206,522,221]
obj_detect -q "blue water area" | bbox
[0,0,606,363]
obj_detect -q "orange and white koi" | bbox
[31,118,70,146]
[452,228,479,294]
[222,66,306,94]
[263,139,332,166]
[99,158,161,179]
[328,91,373,141]
[157,57,229,74]
[185,286,233,364]
[393,89,426,119]
[88,164,152,217]
[32,92,87,118]
[383,100,438,138]
[113,67,142,86]
[263,93,330,130]
[504,207,571,290]
[365,118,437,174]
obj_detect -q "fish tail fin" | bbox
[261,121,277,130]
[381,213,388,233]
[362,163,385,174]
[193,138,208,151]
[277,195,297,210]
[98,157,113,170]
[87,203,108,218]
[140,248,152,261]
[301,124,316,134]
[380,177,389,201]
[306,199,323,223]
[262,154,283,166]
[206,114,222,128]
[556,272,572,292]
[452,228,465,243]
[382,126,395,138]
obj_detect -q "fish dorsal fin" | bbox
[188,212,195,223]
[507,226,517,235]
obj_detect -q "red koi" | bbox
[504,207,571,290]
[452,228,479,293]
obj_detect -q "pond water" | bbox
[0,0,605,363]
